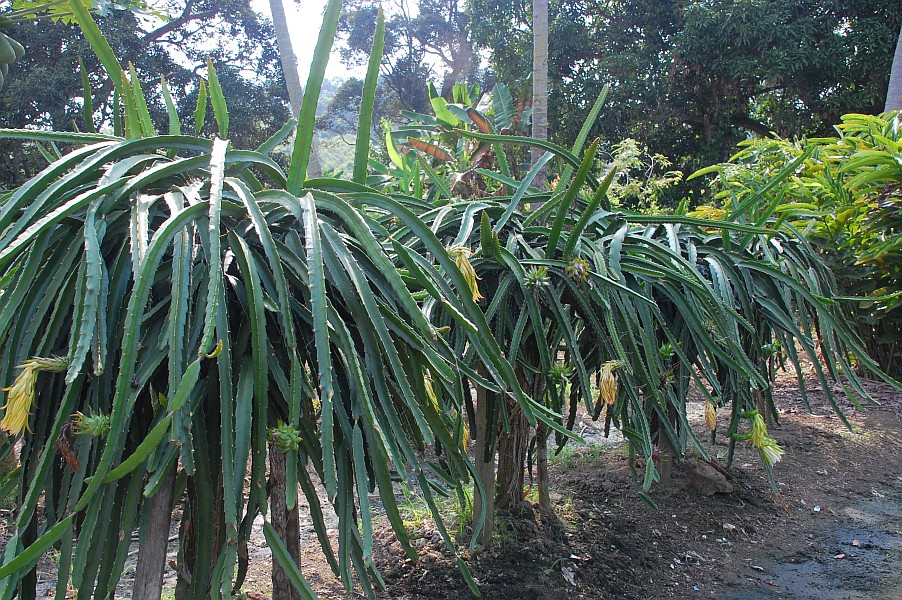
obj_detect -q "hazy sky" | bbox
[250,0,363,80]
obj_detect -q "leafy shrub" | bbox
[693,112,902,376]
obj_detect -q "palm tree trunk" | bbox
[531,0,549,188]
[886,26,902,111]
[269,0,323,177]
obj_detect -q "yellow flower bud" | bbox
[746,412,784,467]
[749,413,767,449]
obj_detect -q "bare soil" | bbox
[295,373,902,600]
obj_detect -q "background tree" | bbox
[269,0,322,177]
[888,25,902,111]
[531,0,548,188]
[337,0,481,112]
[0,0,291,187]
[314,76,402,157]
[469,0,902,206]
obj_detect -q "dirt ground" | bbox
[292,373,902,600]
[4,370,901,599]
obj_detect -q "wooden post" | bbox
[755,389,767,425]
[270,445,301,600]
[472,384,495,548]
[132,470,176,600]
[536,422,549,507]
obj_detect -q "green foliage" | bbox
[469,0,902,206]
[0,0,291,187]
[694,111,902,376]
[374,88,886,502]
[0,2,898,595]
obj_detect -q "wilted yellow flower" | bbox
[460,419,470,449]
[1,367,38,436]
[205,339,224,358]
[1,356,69,436]
[704,401,717,431]
[448,245,483,302]
[598,360,624,406]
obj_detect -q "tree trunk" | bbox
[494,398,530,510]
[132,470,176,600]
[440,39,476,100]
[269,0,323,177]
[471,384,495,548]
[530,0,549,188]
[535,422,549,508]
[886,26,902,112]
[270,445,301,600]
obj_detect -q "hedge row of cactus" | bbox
[0,1,895,599]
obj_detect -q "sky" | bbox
[250,0,364,81]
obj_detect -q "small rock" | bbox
[683,459,734,496]
[561,565,577,585]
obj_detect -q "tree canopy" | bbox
[469,0,902,203]
[0,0,291,186]
[338,0,483,112]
